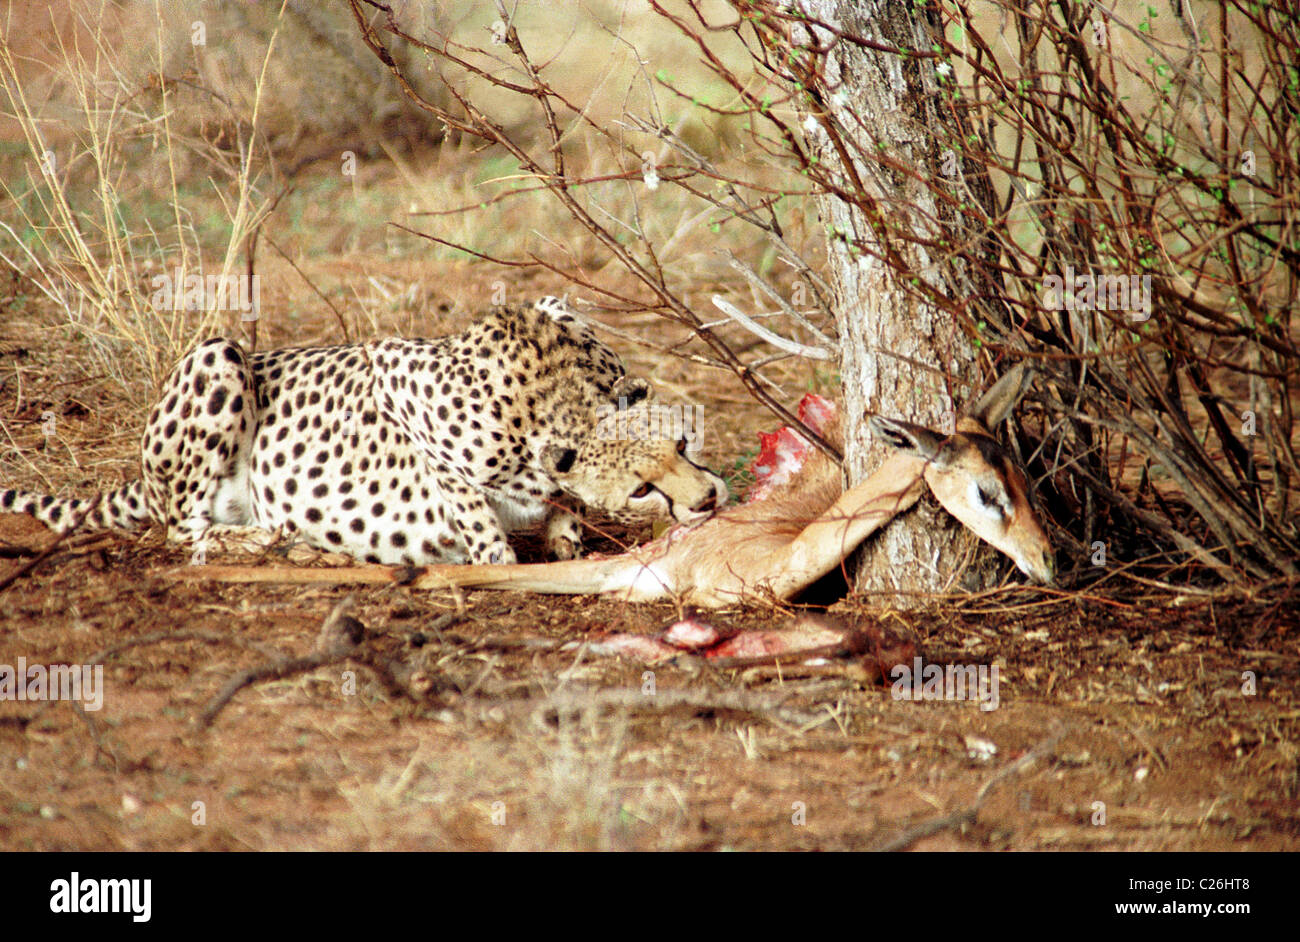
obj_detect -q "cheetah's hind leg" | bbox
[141,338,262,548]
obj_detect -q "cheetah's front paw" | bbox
[484,544,517,566]
[546,511,583,561]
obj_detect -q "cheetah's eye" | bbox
[675,438,687,456]
[548,447,578,474]
[630,482,654,499]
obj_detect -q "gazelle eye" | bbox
[975,483,1008,518]
[630,482,654,499]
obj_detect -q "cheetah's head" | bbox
[540,386,727,526]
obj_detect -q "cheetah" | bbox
[0,298,727,565]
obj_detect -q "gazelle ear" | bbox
[966,364,1032,428]
[869,415,948,462]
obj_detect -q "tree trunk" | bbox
[802,0,1002,598]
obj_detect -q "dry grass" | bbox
[0,1,285,403]
[1,1,824,408]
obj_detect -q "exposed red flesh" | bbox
[747,394,837,502]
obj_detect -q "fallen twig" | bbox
[196,597,366,729]
[869,725,1069,852]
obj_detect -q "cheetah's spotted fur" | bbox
[1,298,726,565]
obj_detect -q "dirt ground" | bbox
[1,291,1297,850]
[1,533,1296,852]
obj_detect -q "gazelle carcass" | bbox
[190,366,1055,607]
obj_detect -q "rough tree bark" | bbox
[800,0,1005,597]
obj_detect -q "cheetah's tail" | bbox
[0,480,152,534]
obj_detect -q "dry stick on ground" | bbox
[0,530,123,559]
[196,597,368,729]
[869,725,1069,852]
[401,610,473,646]
[190,596,447,727]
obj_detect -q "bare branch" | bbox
[710,295,833,361]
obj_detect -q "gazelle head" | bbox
[869,365,1055,585]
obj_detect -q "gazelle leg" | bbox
[760,453,926,599]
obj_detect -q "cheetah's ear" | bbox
[610,375,652,407]
[533,296,571,320]
[541,445,579,476]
